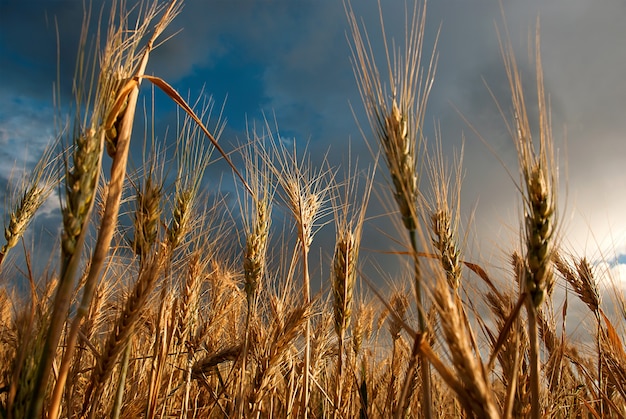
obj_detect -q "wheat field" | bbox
[0,1,625,418]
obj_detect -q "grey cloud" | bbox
[1,0,625,282]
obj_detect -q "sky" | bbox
[1,0,626,307]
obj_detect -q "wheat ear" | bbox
[237,129,274,416]
[167,98,217,250]
[1,139,60,269]
[346,2,438,415]
[266,127,333,418]
[130,159,164,263]
[330,160,372,418]
[427,135,464,292]
[555,254,605,414]
[434,275,500,418]
[499,19,558,419]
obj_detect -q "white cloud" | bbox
[0,98,56,179]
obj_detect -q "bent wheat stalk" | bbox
[45,2,182,418]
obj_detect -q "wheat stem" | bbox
[45,3,182,418]
[498,16,557,419]
[347,2,438,414]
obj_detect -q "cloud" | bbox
[1,0,625,288]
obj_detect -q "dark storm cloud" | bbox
[1,0,625,286]
[0,1,94,101]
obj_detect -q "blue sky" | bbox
[1,0,626,295]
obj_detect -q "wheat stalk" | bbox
[329,160,372,418]
[265,126,333,417]
[346,2,439,415]
[28,8,107,414]
[497,18,558,419]
[236,128,274,416]
[81,248,168,418]
[43,3,183,418]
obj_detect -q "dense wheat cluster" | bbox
[0,1,625,418]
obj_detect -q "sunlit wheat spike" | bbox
[330,160,372,340]
[61,127,102,266]
[175,251,202,345]
[523,164,555,308]
[1,138,61,266]
[264,126,333,418]
[167,96,218,249]
[347,3,439,415]
[240,130,274,306]
[498,17,558,419]
[554,254,600,314]
[575,258,601,313]
[427,136,464,291]
[388,291,409,342]
[243,197,271,303]
[351,302,374,356]
[332,230,356,337]
[497,21,557,310]
[131,165,164,262]
[434,275,500,419]
[346,0,438,233]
